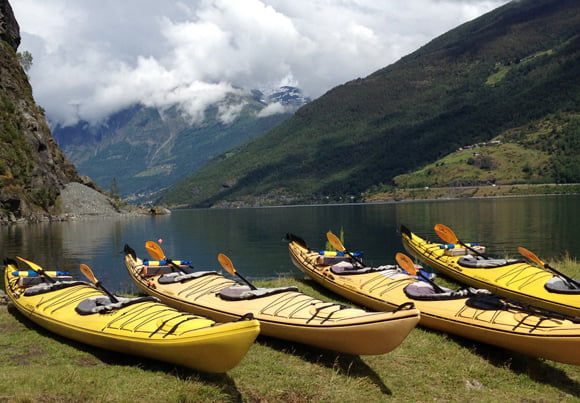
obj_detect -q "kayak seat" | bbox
[330,261,393,275]
[404,282,491,301]
[545,277,580,294]
[318,256,353,265]
[158,271,218,284]
[17,275,73,287]
[457,256,524,268]
[76,295,160,315]
[141,265,177,276]
[23,281,87,296]
[219,285,299,301]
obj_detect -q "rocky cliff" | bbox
[0,0,85,222]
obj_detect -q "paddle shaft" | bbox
[396,253,445,293]
[145,241,188,274]
[217,253,257,290]
[543,263,580,289]
[80,264,119,303]
[326,232,364,266]
[16,256,56,283]
[434,224,489,259]
[518,247,580,289]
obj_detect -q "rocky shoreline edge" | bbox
[1,182,170,225]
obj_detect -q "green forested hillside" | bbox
[160,0,580,208]
[390,113,580,189]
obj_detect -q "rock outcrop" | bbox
[0,0,83,223]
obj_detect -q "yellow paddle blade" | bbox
[434,224,459,244]
[146,241,166,260]
[218,253,236,276]
[326,231,345,252]
[80,263,98,284]
[16,256,44,274]
[518,246,545,266]
[395,253,417,275]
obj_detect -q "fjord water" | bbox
[2,195,580,293]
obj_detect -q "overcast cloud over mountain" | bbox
[13,0,509,127]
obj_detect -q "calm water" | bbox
[1,195,579,293]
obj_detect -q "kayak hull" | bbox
[4,260,260,373]
[288,236,580,365]
[400,226,580,317]
[124,248,420,355]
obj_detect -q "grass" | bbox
[1,270,579,402]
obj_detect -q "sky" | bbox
[12,0,511,127]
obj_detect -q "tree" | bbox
[17,51,33,73]
[110,177,120,199]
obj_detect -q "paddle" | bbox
[79,263,119,303]
[217,253,257,290]
[145,240,188,274]
[325,231,364,267]
[396,252,445,293]
[434,224,489,259]
[517,246,580,289]
[16,256,56,283]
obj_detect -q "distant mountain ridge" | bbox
[52,86,310,202]
[159,0,580,208]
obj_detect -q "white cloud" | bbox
[11,0,510,127]
[257,102,292,118]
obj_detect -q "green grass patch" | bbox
[1,266,579,401]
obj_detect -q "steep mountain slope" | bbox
[160,0,580,208]
[1,0,80,222]
[53,87,309,202]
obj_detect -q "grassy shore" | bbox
[1,274,579,402]
[365,183,580,203]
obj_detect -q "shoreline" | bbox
[0,182,170,225]
[363,183,580,204]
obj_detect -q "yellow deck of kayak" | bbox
[288,236,580,365]
[124,247,420,355]
[400,226,580,317]
[4,261,260,373]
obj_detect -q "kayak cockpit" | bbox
[158,271,219,284]
[545,277,580,294]
[23,281,87,296]
[218,285,299,301]
[75,295,159,315]
[457,256,524,268]
[329,261,400,275]
[403,281,492,301]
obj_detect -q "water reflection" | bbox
[1,195,579,293]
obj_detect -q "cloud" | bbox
[12,0,510,127]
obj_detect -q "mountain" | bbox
[159,0,580,208]
[52,86,309,202]
[0,0,80,222]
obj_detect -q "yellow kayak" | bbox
[400,225,580,317]
[287,234,580,365]
[4,258,260,373]
[123,244,420,355]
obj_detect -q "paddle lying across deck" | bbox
[145,241,188,274]
[434,224,488,259]
[217,253,257,290]
[80,264,119,303]
[16,256,56,283]
[518,246,580,289]
[395,253,444,293]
